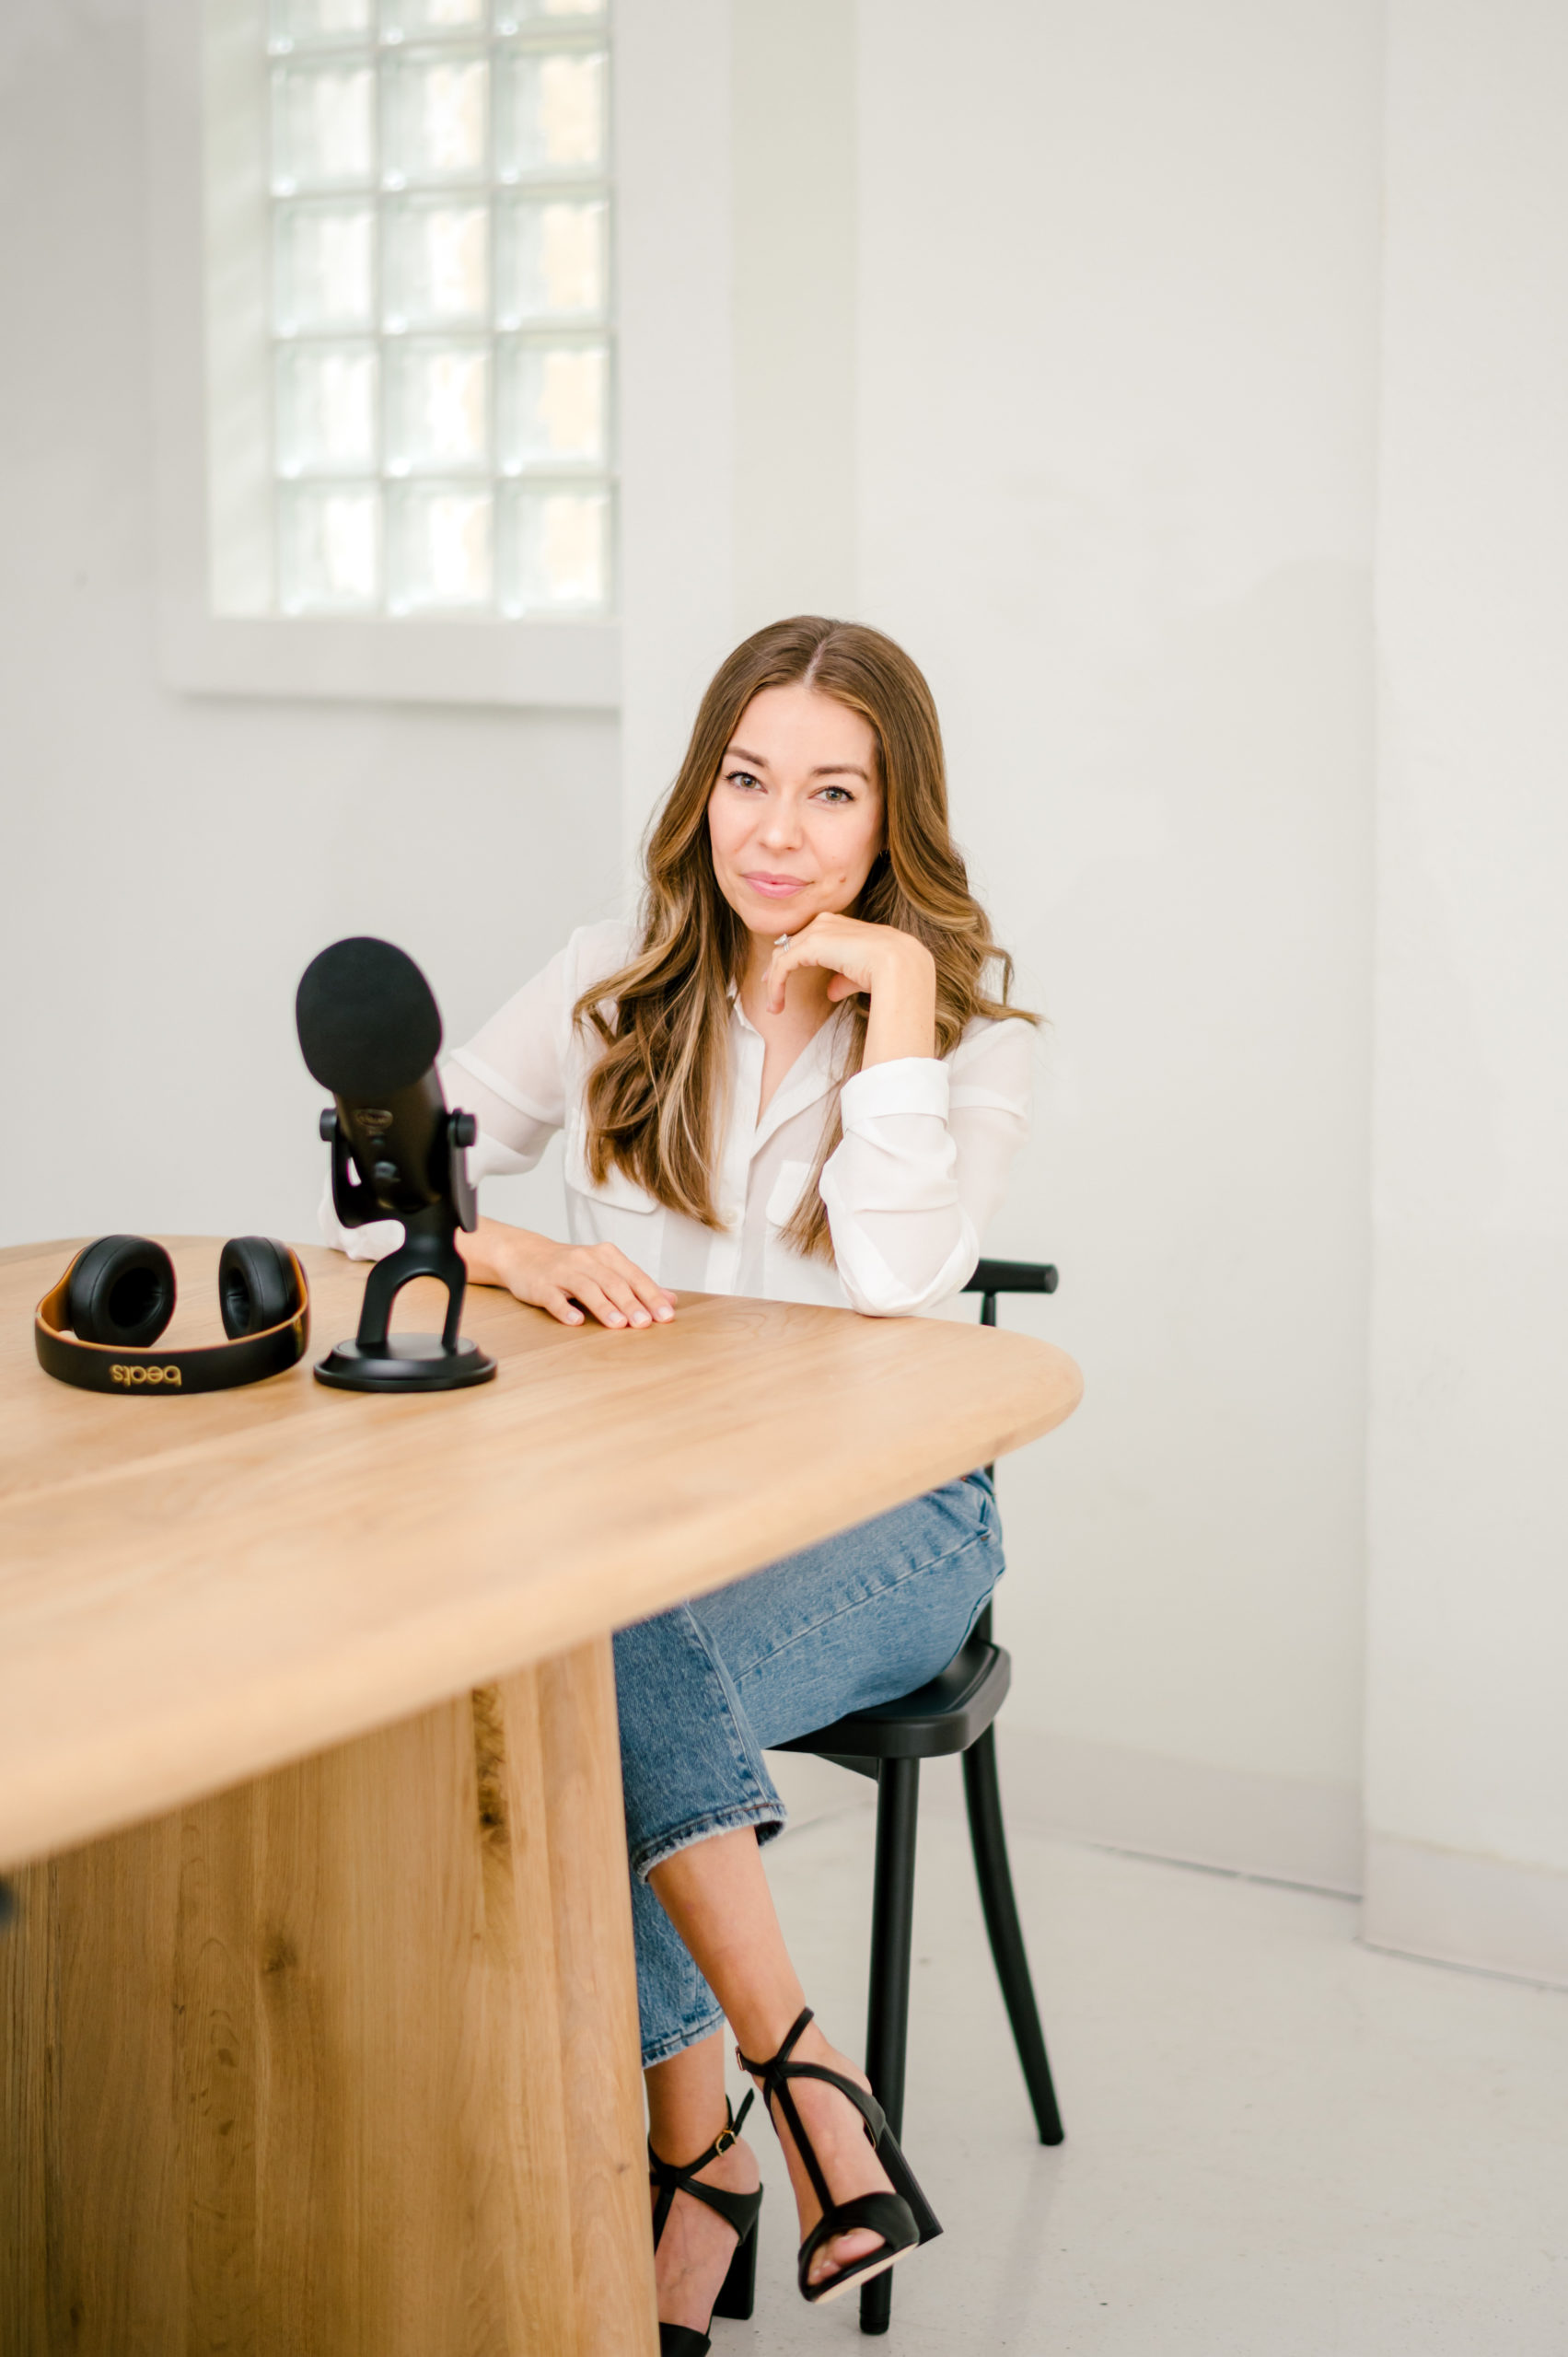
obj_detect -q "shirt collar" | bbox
[734,998,851,1158]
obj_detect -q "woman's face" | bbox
[706,683,885,938]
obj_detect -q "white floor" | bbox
[712,1784,1568,2355]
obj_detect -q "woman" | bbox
[325,617,1036,2351]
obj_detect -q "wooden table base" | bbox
[1,1637,657,2357]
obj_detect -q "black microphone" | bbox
[296,937,469,1226]
[296,937,494,1393]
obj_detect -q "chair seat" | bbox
[777,1634,1012,1766]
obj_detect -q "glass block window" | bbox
[265,0,612,619]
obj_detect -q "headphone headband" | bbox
[35,1245,311,1396]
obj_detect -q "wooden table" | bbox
[0,1237,1082,2357]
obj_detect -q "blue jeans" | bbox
[614,1470,1003,2067]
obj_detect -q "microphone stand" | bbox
[314,1107,497,1392]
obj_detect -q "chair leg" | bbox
[859,1756,920,2336]
[962,1725,1064,2144]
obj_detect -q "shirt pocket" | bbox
[563,1118,662,1218]
[764,1160,813,1229]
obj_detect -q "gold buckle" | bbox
[714,2125,737,2154]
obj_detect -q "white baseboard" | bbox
[1363,1833,1568,1989]
[772,1736,1568,1990]
[771,1726,1362,1897]
[981,1726,1365,1896]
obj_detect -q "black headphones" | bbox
[34,1237,309,1396]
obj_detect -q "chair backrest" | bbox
[963,1258,1059,1329]
[961,1259,1058,1641]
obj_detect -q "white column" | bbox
[1365,0,1568,1983]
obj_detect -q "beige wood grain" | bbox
[2,1231,1079,2357]
[0,1644,655,2357]
[0,1238,1082,1869]
[0,1853,51,2351]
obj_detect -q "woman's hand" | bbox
[459,1218,675,1329]
[764,912,937,1066]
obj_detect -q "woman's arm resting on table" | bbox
[458,1217,675,1330]
[319,1163,675,1332]
[819,1016,1034,1318]
[765,920,1032,1317]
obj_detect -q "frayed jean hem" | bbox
[617,1470,1002,2073]
[631,1797,787,1886]
[640,2005,728,2071]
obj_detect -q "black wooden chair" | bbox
[773,1257,1064,2336]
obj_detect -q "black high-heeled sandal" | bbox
[648,2092,764,2357]
[737,2006,942,2307]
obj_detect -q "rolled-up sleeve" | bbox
[818,1016,1034,1316]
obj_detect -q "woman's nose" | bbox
[760,795,804,849]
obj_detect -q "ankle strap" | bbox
[734,2004,813,2088]
[648,2092,760,2248]
[647,2088,755,2186]
[713,2086,754,2156]
[734,2006,889,2223]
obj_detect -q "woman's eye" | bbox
[726,770,762,791]
[816,784,853,805]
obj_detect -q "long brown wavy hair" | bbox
[575,616,1036,1262]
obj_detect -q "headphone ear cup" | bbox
[67,1236,177,1348]
[218,1237,301,1339]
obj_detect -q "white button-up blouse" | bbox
[321,920,1034,1318]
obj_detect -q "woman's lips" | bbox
[741,872,809,898]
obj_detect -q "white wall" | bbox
[731,1,858,635]
[849,0,1385,1887]
[11,3,1562,1973]
[634,1,1385,1895]
[1364,0,1568,1983]
[0,3,621,1256]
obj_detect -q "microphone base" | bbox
[314,1335,497,1392]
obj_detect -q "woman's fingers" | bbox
[765,938,817,1013]
[601,1273,655,1327]
[630,1271,677,1320]
[566,1271,670,1329]
[598,1248,677,1319]
[766,918,875,1013]
[564,1279,627,1328]
[763,915,820,1006]
[529,1248,676,1330]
